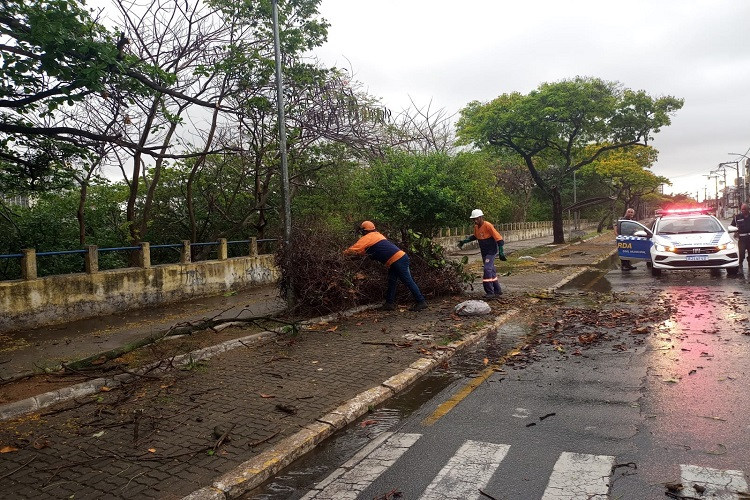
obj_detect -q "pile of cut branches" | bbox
[277,223,471,315]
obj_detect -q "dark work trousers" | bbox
[739,236,750,271]
[482,253,502,295]
[386,254,425,304]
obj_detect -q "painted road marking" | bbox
[303,434,750,500]
[300,432,421,499]
[421,347,521,426]
[680,464,749,499]
[418,440,510,500]
[541,452,615,499]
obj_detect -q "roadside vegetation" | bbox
[0,0,689,311]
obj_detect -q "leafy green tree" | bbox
[578,145,669,230]
[0,182,129,278]
[358,151,505,240]
[456,76,683,243]
[0,0,161,181]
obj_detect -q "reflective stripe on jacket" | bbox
[344,231,406,267]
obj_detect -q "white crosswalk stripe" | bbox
[680,464,749,499]
[300,432,421,499]
[300,432,750,499]
[541,452,615,499]
[418,440,510,500]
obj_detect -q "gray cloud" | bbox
[315,0,750,198]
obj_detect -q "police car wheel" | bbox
[646,261,653,269]
[727,266,739,276]
[651,266,662,276]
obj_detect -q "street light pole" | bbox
[272,0,293,306]
[729,153,750,202]
[720,161,741,212]
[706,172,719,213]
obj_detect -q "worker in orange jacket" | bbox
[344,221,427,311]
[458,209,505,299]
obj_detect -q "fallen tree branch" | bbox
[248,430,281,448]
[0,456,37,480]
[213,423,237,452]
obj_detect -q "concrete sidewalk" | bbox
[0,233,617,500]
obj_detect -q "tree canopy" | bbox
[359,151,504,240]
[456,76,683,243]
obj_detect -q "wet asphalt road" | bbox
[250,264,750,499]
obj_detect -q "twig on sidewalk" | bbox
[213,423,237,452]
[361,341,411,347]
[248,430,280,448]
[0,456,37,480]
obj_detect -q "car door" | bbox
[616,220,653,261]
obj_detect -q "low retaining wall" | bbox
[434,220,598,252]
[0,220,595,334]
[0,256,278,334]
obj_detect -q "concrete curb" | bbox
[0,305,379,422]
[539,248,617,293]
[181,309,521,499]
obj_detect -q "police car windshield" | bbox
[656,217,723,235]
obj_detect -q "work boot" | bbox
[410,301,428,311]
[380,302,396,311]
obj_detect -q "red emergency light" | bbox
[655,206,713,216]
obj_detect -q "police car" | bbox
[616,207,739,276]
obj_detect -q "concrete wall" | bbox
[434,220,598,252]
[0,220,594,334]
[0,255,278,334]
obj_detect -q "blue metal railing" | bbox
[0,238,278,267]
[36,249,87,257]
[150,244,183,250]
[99,246,140,253]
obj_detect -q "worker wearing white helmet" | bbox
[457,209,505,299]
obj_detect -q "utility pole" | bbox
[729,153,750,202]
[272,0,293,306]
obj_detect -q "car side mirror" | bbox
[728,225,738,232]
[633,230,650,238]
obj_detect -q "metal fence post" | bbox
[21,248,37,280]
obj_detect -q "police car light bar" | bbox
[655,207,713,216]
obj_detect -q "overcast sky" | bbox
[312,0,750,200]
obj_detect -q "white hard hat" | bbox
[469,209,484,219]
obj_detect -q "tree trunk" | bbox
[551,187,565,244]
[597,211,609,233]
[77,181,88,245]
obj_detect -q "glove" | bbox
[457,238,470,248]
[498,250,507,261]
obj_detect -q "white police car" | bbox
[616,208,739,276]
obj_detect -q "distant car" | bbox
[616,208,739,276]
